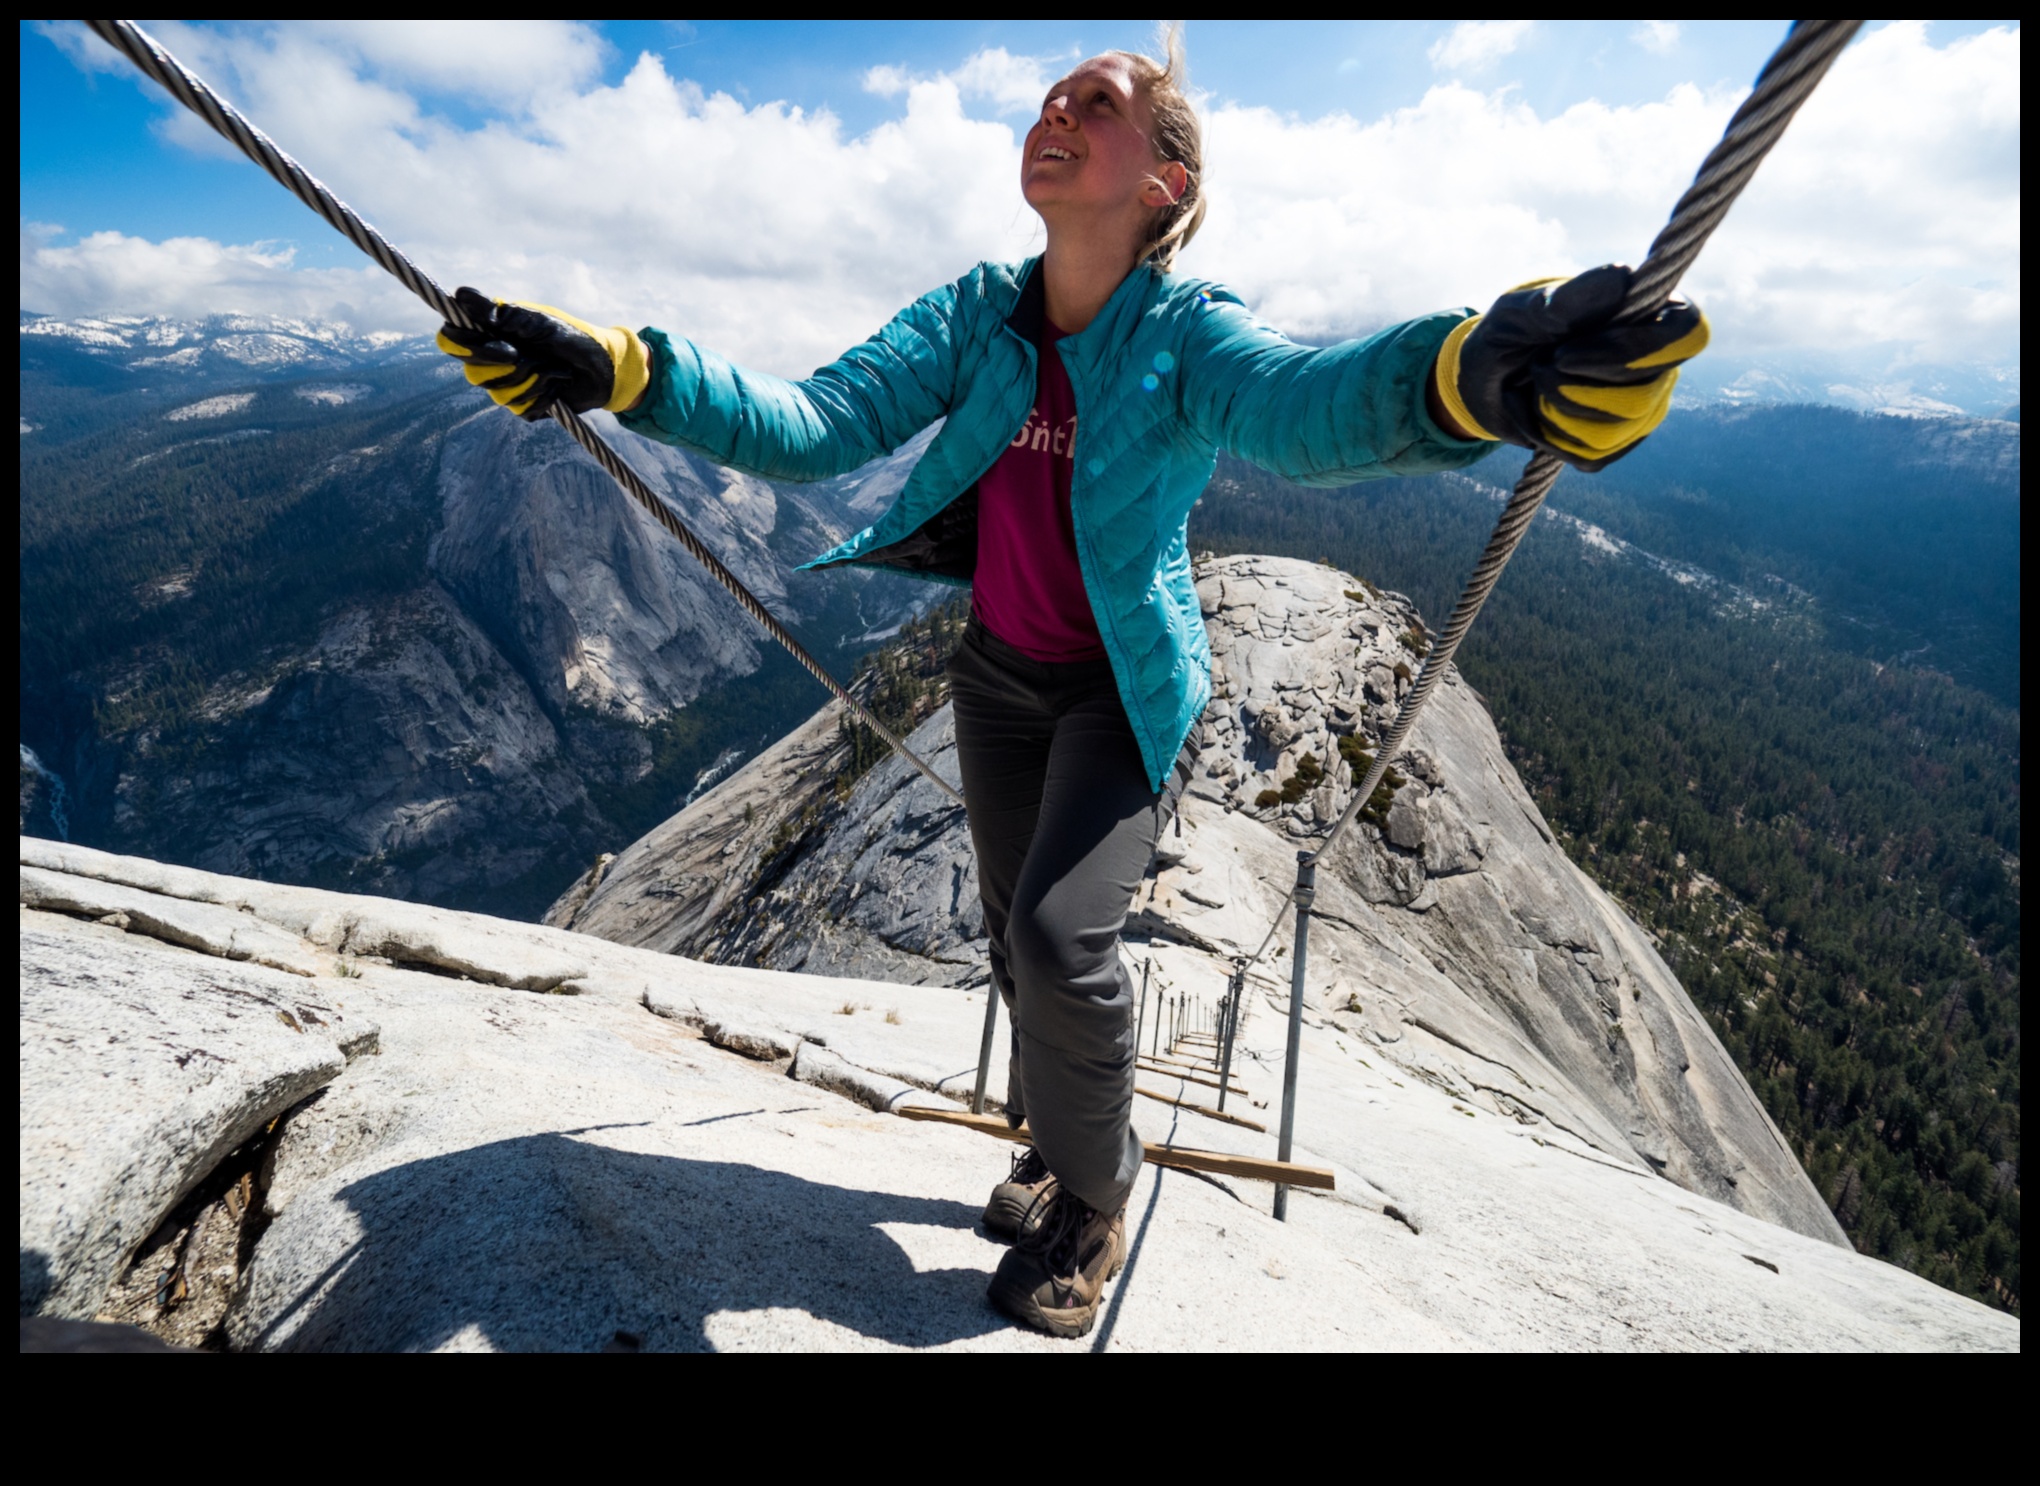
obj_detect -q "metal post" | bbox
[1273,852,1317,1221]
[1217,964,1243,1111]
[1133,957,1152,1065]
[971,983,1000,1115]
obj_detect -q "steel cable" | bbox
[1243,18,1863,969]
[85,18,966,810]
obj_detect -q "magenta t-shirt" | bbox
[972,320,1106,662]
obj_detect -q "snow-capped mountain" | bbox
[1682,356,2021,420]
[19,310,428,375]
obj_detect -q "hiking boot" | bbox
[982,1146,1055,1243]
[986,1187,1126,1339]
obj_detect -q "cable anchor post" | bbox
[1217,959,1246,1111]
[1133,956,1154,1062]
[1273,851,1318,1221]
[970,980,1000,1116]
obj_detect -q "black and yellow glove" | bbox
[1434,263,1709,471]
[435,286,651,422]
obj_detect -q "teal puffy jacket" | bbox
[620,257,1492,791]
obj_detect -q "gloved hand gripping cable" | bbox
[1437,266,1712,472]
[82,17,965,811]
[436,289,653,421]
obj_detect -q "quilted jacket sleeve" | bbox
[617,279,964,483]
[1176,288,1493,487]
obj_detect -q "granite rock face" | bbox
[19,838,2016,1351]
[19,923,376,1320]
[431,410,795,725]
[552,703,981,987]
[558,555,1846,1247]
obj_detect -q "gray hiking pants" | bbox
[948,618,1193,1216]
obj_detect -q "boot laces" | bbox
[1016,1187,1097,1272]
[1008,1146,1050,1186]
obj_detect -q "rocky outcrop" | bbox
[19,923,376,1320]
[550,702,983,986]
[19,837,2017,1351]
[546,696,850,949]
[559,556,1847,1247]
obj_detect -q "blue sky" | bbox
[19,20,2022,406]
[20,20,2001,250]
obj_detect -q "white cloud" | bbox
[1190,21,2021,367]
[1668,21,2020,363]
[865,46,1065,115]
[861,64,913,98]
[1633,21,1680,56]
[949,47,1068,115]
[23,22,2020,378]
[289,21,608,98]
[1428,21,1534,74]
[20,222,414,327]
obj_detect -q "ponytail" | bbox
[1116,23,1207,274]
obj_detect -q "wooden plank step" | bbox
[895,1105,1333,1189]
[1145,1050,1228,1076]
[1135,1086,1268,1132]
[1137,1059,1247,1096]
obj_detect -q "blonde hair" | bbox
[1113,23,1207,274]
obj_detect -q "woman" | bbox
[439,31,1706,1338]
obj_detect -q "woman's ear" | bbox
[1144,161,1189,208]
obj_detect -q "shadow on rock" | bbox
[245,1132,1001,1352]
[20,1250,52,1319]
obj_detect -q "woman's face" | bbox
[1021,55,1184,229]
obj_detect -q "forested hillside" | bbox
[1190,429,2020,1314]
[1476,407,2022,703]
[21,359,463,737]
[19,317,925,916]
